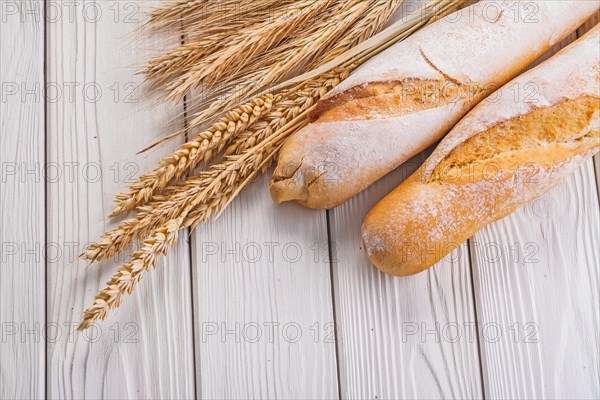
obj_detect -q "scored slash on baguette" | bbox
[362,25,600,277]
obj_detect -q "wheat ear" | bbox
[163,0,372,112]
[109,95,275,217]
[162,0,333,101]
[109,67,346,218]
[141,0,401,152]
[77,217,183,331]
[318,0,405,61]
[78,112,312,330]
[80,95,324,329]
[78,138,283,330]
[87,68,349,261]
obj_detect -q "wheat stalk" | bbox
[162,0,334,100]
[143,0,303,85]
[176,0,388,121]
[109,94,275,217]
[78,144,279,330]
[316,0,405,60]
[141,0,315,102]
[89,69,348,260]
[77,217,183,331]
[78,105,315,329]
[146,0,400,113]
[147,0,338,99]
[146,0,403,143]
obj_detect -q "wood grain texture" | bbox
[329,152,483,399]
[471,22,600,399]
[470,161,600,399]
[45,1,195,398]
[190,172,339,399]
[0,1,46,398]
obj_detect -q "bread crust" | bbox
[270,0,600,209]
[362,26,600,276]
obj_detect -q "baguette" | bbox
[362,25,600,276]
[270,0,599,209]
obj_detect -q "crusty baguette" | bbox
[270,0,599,209]
[362,25,600,276]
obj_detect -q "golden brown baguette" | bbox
[362,25,600,276]
[270,0,599,209]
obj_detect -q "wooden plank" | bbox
[0,1,46,398]
[45,1,195,398]
[329,152,483,399]
[190,171,339,399]
[471,161,600,399]
[471,23,600,398]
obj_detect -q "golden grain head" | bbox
[78,218,182,331]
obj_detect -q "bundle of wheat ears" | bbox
[78,0,466,331]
